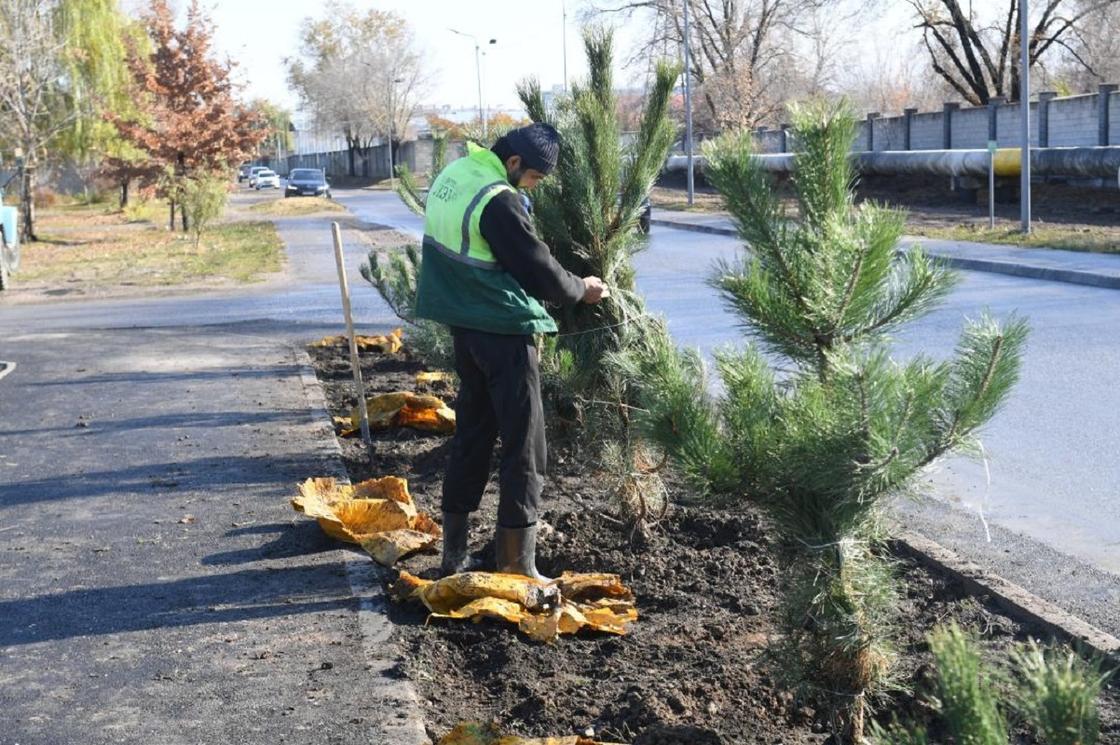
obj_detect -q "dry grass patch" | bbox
[248,196,344,216]
[909,222,1120,253]
[16,220,283,287]
[648,185,726,213]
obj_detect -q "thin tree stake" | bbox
[331,222,374,462]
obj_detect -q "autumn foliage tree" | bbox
[109,0,264,230]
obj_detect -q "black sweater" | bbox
[478,190,585,306]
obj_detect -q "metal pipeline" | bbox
[665,146,1120,179]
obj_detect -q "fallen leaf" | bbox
[437,722,627,745]
[360,528,439,566]
[290,476,441,564]
[349,391,456,435]
[416,371,454,386]
[390,570,638,642]
[311,328,403,354]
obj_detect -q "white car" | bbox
[255,170,280,190]
[247,166,268,187]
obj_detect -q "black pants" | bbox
[442,329,546,528]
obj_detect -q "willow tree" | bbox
[626,102,1027,740]
[0,0,134,241]
[56,0,135,163]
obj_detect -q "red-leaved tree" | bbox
[109,0,264,230]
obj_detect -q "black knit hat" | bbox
[500,123,560,174]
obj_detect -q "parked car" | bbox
[248,166,268,187]
[0,183,19,291]
[237,164,252,182]
[285,168,331,199]
[255,169,280,190]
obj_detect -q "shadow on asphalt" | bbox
[26,363,304,388]
[0,451,333,507]
[1,408,305,437]
[0,559,354,646]
[202,522,355,565]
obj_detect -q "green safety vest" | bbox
[414,143,558,335]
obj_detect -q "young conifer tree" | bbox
[626,101,1028,741]
[517,28,678,441]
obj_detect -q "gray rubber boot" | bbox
[494,524,551,582]
[440,511,471,577]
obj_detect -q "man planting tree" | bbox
[415,123,608,580]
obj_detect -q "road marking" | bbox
[0,360,15,381]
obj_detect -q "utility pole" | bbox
[388,77,401,189]
[562,0,568,91]
[1020,0,1032,233]
[683,0,695,206]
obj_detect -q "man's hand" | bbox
[581,276,609,304]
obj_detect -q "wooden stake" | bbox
[330,222,374,461]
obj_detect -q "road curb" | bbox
[293,346,431,745]
[649,218,1120,291]
[895,530,1120,663]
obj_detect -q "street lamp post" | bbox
[388,76,403,189]
[682,0,695,205]
[562,0,568,91]
[450,29,496,138]
[1019,0,1032,233]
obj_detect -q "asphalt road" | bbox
[3,187,1117,636]
[0,196,425,744]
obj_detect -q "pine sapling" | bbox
[359,245,453,370]
[928,623,1008,745]
[626,101,1028,741]
[1011,640,1114,745]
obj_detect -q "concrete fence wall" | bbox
[260,138,437,182]
[752,86,1119,153]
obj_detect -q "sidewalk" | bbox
[0,323,425,744]
[651,208,1120,290]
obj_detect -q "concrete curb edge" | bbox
[649,218,1120,291]
[293,346,431,745]
[895,530,1120,663]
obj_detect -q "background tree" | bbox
[0,0,140,240]
[586,0,847,131]
[109,0,265,231]
[910,0,1120,104]
[1043,0,1120,93]
[424,112,529,145]
[0,1,71,242]
[287,2,425,178]
[626,103,1026,740]
[249,99,295,163]
[54,0,136,170]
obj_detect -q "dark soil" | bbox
[307,339,1120,745]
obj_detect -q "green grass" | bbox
[181,221,284,281]
[907,224,1120,253]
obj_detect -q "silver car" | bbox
[255,169,280,190]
